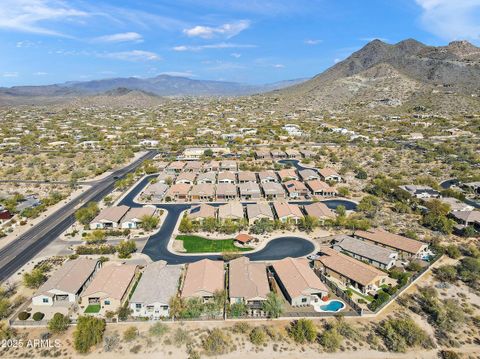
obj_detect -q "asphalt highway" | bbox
[0,151,157,282]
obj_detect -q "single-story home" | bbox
[271,150,286,159]
[255,150,271,160]
[218,201,244,221]
[304,202,336,222]
[216,183,238,201]
[285,149,301,158]
[32,259,100,306]
[184,161,203,172]
[176,172,197,185]
[181,259,224,302]
[314,247,388,294]
[300,150,315,158]
[306,180,338,197]
[272,202,303,224]
[272,257,329,306]
[318,168,342,182]
[299,169,320,182]
[220,160,237,171]
[437,197,474,212]
[129,261,182,319]
[218,171,236,184]
[120,206,156,229]
[187,203,216,222]
[156,172,175,184]
[80,264,138,312]
[284,180,309,198]
[354,228,429,259]
[238,182,262,200]
[89,205,130,229]
[398,185,440,199]
[258,170,278,183]
[262,182,286,199]
[229,257,270,312]
[166,161,186,173]
[202,160,220,172]
[190,183,216,202]
[165,183,191,201]
[451,210,480,230]
[246,202,275,225]
[331,235,398,270]
[238,171,257,183]
[278,168,299,182]
[142,182,169,201]
[197,172,217,184]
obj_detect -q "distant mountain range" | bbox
[0,75,308,105]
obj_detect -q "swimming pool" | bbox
[314,299,345,312]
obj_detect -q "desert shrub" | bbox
[149,322,169,337]
[319,327,342,352]
[123,326,138,342]
[103,333,120,352]
[288,319,317,344]
[435,265,457,282]
[249,326,267,346]
[445,245,461,259]
[130,344,142,353]
[368,290,390,311]
[18,311,30,320]
[440,350,461,359]
[173,328,191,347]
[73,316,106,353]
[32,312,45,321]
[48,313,70,333]
[376,316,433,352]
[232,321,251,334]
[202,328,231,356]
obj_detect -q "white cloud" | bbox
[304,39,322,45]
[94,32,143,43]
[2,72,19,77]
[183,20,250,39]
[0,0,88,36]
[173,42,256,51]
[415,0,480,41]
[334,58,341,64]
[34,71,48,75]
[101,50,161,61]
[273,64,285,68]
[231,53,241,58]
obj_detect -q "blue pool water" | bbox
[319,300,345,312]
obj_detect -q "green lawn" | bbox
[176,235,252,253]
[84,304,101,313]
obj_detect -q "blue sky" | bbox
[1,0,479,86]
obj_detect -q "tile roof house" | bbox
[166,161,186,173]
[278,169,299,182]
[285,149,301,158]
[142,182,169,201]
[220,160,237,171]
[300,150,315,158]
[229,257,270,309]
[187,203,216,221]
[272,257,328,306]
[237,171,257,183]
[190,183,216,202]
[218,171,236,184]
[216,183,238,201]
[32,259,100,306]
[238,182,262,200]
[203,160,220,172]
[354,228,428,259]
[438,197,474,212]
[284,180,309,198]
[176,171,197,184]
[80,264,138,312]
[331,235,398,270]
[246,202,275,224]
[451,210,480,228]
[262,182,286,199]
[306,180,338,197]
[129,261,182,319]
[258,170,278,183]
[299,169,320,182]
[120,206,156,229]
[89,205,130,229]
[303,202,336,221]
[270,150,286,158]
[184,161,203,172]
[218,201,244,221]
[165,183,191,201]
[314,247,388,294]
[181,259,224,301]
[197,172,217,184]
[255,150,271,160]
[272,202,303,224]
[156,172,175,184]
[318,168,342,182]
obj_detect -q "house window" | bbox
[104,300,110,305]
[301,298,307,303]
[43,298,49,303]
[136,303,142,309]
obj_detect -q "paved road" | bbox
[0,151,157,282]
[119,174,357,263]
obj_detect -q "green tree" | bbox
[117,239,136,259]
[298,215,318,232]
[23,267,48,289]
[289,319,317,343]
[48,313,70,334]
[262,293,283,318]
[358,195,381,218]
[73,316,106,353]
[75,202,99,225]
[139,215,159,231]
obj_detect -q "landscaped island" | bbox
[176,235,252,253]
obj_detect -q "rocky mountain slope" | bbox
[272,39,480,113]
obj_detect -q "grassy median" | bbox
[176,235,252,253]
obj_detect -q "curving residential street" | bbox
[119,174,358,263]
